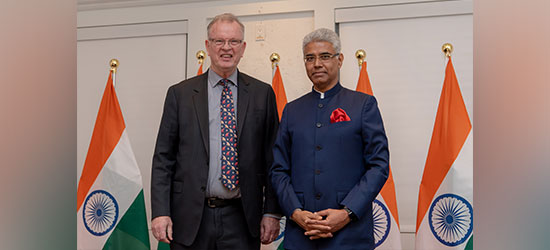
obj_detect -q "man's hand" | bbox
[152,216,173,244]
[291,209,323,231]
[305,208,350,240]
[291,209,333,240]
[260,216,280,244]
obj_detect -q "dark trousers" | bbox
[170,201,260,250]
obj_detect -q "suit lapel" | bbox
[237,72,249,139]
[192,74,210,158]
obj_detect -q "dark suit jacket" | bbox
[270,83,389,250]
[151,70,280,246]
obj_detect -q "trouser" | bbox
[170,200,260,250]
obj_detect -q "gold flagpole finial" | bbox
[442,43,453,58]
[355,49,366,67]
[110,59,119,73]
[270,53,280,69]
[196,50,206,64]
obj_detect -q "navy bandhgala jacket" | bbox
[270,83,389,250]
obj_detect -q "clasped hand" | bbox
[291,208,351,240]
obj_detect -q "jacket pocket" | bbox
[330,120,351,128]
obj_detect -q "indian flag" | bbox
[415,57,473,250]
[260,217,286,250]
[356,60,402,249]
[197,63,203,75]
[272,62,288,121]
[260,61,288,250]
[77,71,150,250]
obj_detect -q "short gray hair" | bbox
[207,13,245,39]
[302,28,341,54]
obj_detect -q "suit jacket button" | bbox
[315,169,321,175]
[318,103,323,108]
[315,193,322,200]
[200,186,206,191]
[315,145,322,151]
[316,122,322,128]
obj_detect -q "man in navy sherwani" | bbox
[270,28,389,250]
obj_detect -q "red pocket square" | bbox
[330,108,351,123]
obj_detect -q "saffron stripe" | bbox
[356,60,400,227]
[416,58,472,231]
[77,71,126,211]
[379,167,400,227]
[272,64,288,121]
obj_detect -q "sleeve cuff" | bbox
[263,213,282,220]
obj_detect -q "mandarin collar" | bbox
[312,82,342,99]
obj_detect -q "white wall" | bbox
[78,22,188,250]
[77,1,473,249]
[337,3,473,247]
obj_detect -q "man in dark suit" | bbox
[270,28,389,250]
[151,13,280,250]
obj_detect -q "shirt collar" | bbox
[312,82,343,99]
[313,88,325,99]
[208,69,238,88]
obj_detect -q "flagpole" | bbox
[270,52,280,77]
[355,49,366,74]
[196,50,205,75]
[442,43,453,66]
[196,50,206,64]
[442,43,453,58]
[110,59,119,88]
[355,49,365,66]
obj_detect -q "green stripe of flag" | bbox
[276,240,284,250]
[158,242,170,250]
[464,235,473,250]
[103,190,150,250]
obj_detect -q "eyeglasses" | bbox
[209,39,243,47]
[304,53,340,63]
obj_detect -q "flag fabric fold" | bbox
[355,61,402,250]
[415,57,473,250]
[197,63,203,75]
[272,63,287,121]
[261,62,288,250]
[77,71,150,250]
